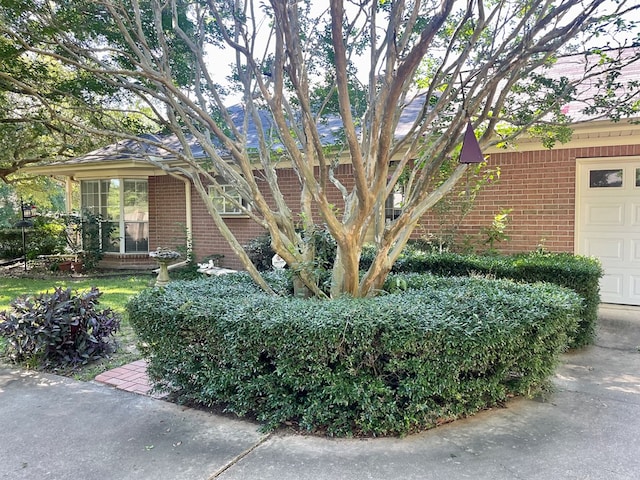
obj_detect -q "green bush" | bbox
[0,228,23,259]
[0,216,68,260]
[128,273,581,437]
[361,249,601,348]
[28,216,68,259]
[245,226,337,276]
[0,287,121,369]
[244,233,276,271]
[78,210,112,271]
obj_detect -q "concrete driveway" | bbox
[1,304,638,479]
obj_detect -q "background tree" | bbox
[0,0,638,297]
[0,31,155,209]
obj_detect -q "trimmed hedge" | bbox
[362,250,601,348]
[128,273,581,437]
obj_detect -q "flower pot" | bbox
[58,261,73,272]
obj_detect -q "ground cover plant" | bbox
[129,272,582,437]
[0,275,150,378]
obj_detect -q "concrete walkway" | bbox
[1,304,639,479]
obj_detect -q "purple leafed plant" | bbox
[0,287,121,369]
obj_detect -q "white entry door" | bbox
[576,158,640,305]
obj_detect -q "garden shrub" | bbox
[245,226,337,275]
[128,273,581,437]
[244,233,275,271]
[361,249,601,348]
[0,215,67,260]
[28,216,67,259]
[0,287,121,369]
[0,228,23,259]
[78,210,113,271]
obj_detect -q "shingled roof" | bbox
[549,47,640,122]
[26,47,640,173]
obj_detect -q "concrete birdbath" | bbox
[149,247,181,287]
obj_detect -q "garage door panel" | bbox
[583,237,624,261]
[584,203,625,226]
[599,272,624,300]
[630,276,640,304]
[633,203,640,226]
[578,159,640,306]
[634,239,640,261]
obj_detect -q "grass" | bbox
[0,274,154,381]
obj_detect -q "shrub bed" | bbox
[362,250,601,348]
[128,273,581,437]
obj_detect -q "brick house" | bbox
[25,116,640,306]
[443,119,640,306]
[25,145,361,268]
[24,52,640,306]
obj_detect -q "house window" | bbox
[385,184,405,221]
[208,184,245,215]
[636,168,640,187]
[589,169,623,188]
[81,179,149,253]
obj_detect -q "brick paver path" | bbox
[94,360,167,398]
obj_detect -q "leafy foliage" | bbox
[27,216,67,259]
[0,215,67,260]
[79,210,113,271]
[2,0,637,298]
[0,287,120,369]
[245,226,339,294]
[244,233,275,272]
[0,228,22,259]
[129,273,581,436]
[360,249,602,348]
[0,212,113,271]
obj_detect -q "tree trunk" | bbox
[330,234,361,297]
[359,244,393,297]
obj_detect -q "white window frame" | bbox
[208,183,247,216]
[385,183,405,221]
[80,178,149,254]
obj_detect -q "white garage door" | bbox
[576,158,640,305]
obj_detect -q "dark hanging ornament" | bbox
[459,120,484,164]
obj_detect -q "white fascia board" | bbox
[484,118,640,154]
[22,160,169,178]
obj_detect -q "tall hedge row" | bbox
[128,273,581,436]
[362,250,602,348]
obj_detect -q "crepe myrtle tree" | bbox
[1,0,639,297]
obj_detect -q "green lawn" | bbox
[0,275,153,380]
[0,276,152,312]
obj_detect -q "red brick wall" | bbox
[419,144,640,254]
[190,194,265,270]
[189,165,355,269]
[148,175,188,251]
[145,144,640,270]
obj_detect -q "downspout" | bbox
[168,172,193,260]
